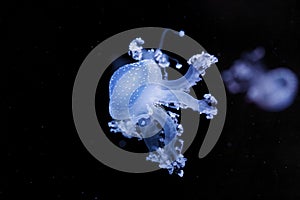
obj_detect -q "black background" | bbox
[8,0,300,199]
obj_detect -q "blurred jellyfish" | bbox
[222,47,298,111]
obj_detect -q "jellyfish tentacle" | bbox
[150,105,177,145]
[155,88,218,119]
[144,104,187,175]
[160,65,201,91]
[161,51,218,91]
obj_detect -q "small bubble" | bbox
[179,30,185,37]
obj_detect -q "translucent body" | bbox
[222,47,298,111]
[108,37,218,177]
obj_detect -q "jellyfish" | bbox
[222,47,298,111]
[108,30,218,177]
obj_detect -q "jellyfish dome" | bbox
[247,68,298,111]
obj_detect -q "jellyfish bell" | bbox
[246,67,298,111]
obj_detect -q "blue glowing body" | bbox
[222,47,298,111]
[108,37,218,177]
